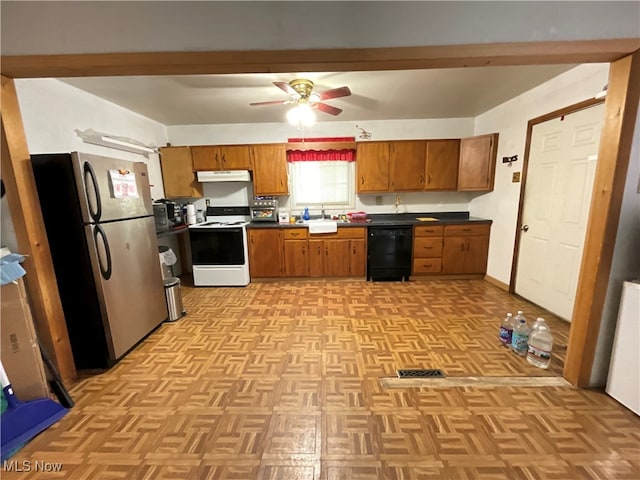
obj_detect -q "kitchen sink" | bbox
[297,218,349,224]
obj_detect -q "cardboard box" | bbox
[1,278,49,401]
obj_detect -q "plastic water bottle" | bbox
[499,313,514,347]
[530,317,544,333]
[511,315,530,356]
[527,318,553,369]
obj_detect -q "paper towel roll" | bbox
[186,204,196,216]
[187,214,197,225]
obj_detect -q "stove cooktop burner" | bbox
[192,220,249,228]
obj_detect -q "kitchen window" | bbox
[287,148,355,210]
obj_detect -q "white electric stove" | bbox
[189,206,251,286]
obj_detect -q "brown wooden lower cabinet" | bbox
[412,223,491,275]
[283,228,309,277]
[248,224,489,279]
[249,227,366,279]
[441,224,491,274]
[350,239,366,276]
[248,229,283,278]
[412,225,444,275]
[309,227,367,277]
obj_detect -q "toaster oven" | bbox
[250,198,278,222]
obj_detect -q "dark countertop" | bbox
[248,212,492,229]
[156,224,190,238]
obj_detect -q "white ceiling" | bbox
[60,65,576,126]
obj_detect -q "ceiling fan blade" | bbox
[273,81,297,95]
[316,86,351,101]
[314,102,343,116]
[249,100,288,106]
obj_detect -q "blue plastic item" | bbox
[0,361,67,461]
[303,208,310,220]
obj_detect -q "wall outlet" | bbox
[512,172,521,183]
[375,195,383,205]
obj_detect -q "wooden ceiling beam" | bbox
[2,38,639,78]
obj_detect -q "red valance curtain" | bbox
[287,150,355,162]
[287,137,356,162]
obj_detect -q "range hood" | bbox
[197,170,251,182]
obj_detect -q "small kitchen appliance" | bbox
[250,197,279,222]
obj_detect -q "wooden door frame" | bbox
[1,40,638,386]
[510,97,605,293]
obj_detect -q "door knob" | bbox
[521,224,529,232]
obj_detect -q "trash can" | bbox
[164,277,186,322]
[158,246,177,279]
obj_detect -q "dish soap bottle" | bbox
[303,207,310,221]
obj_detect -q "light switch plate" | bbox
[512,172,521,183]
[375,195,383,205]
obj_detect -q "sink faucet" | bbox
[321,204,325,219]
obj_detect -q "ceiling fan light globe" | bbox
[287,104,316,127]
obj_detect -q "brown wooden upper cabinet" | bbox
[390,141,426,191]
[191,145,251,171]
[356,142,390,193]
[250,143,289,196]
[457,133,498,191]
[358,139,463,193]
[159,146,203,198]
[425,139,460,190]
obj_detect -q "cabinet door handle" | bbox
[221,153,226,165]
[352,246,356,254]
[462,228,472,232]
[428,174,431,184]
[460,243,464,252]
[317,246,321,255]
[302,246,306,255]
[424,246,432,249]
[325,247,328,256]
[361,176,365,185]
[467,243,470,252]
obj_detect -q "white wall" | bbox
[591,108,640,387]
[15,79,168,200]
[167,118,473,146]
[470,64,610,284]
[169,117,476,216]
[2,2,638,55]
[1,79,168,251]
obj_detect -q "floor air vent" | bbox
[397,369,446,378]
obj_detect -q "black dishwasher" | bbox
[367,226,413,281]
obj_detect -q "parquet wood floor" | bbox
[4,279,639,479]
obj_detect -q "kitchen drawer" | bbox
[413,258,442,274]
[414,225,444,237]
[283,228,308,240]
[413,237,443,258]
[310,227,366,240]
[444,224,491,236]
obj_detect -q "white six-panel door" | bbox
[515,103,604,321]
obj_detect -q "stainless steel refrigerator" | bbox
[31,152,168,369]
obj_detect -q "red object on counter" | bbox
[347,211,367,221]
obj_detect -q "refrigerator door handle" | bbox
[93,224,112,280]
[83,161,102,222]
